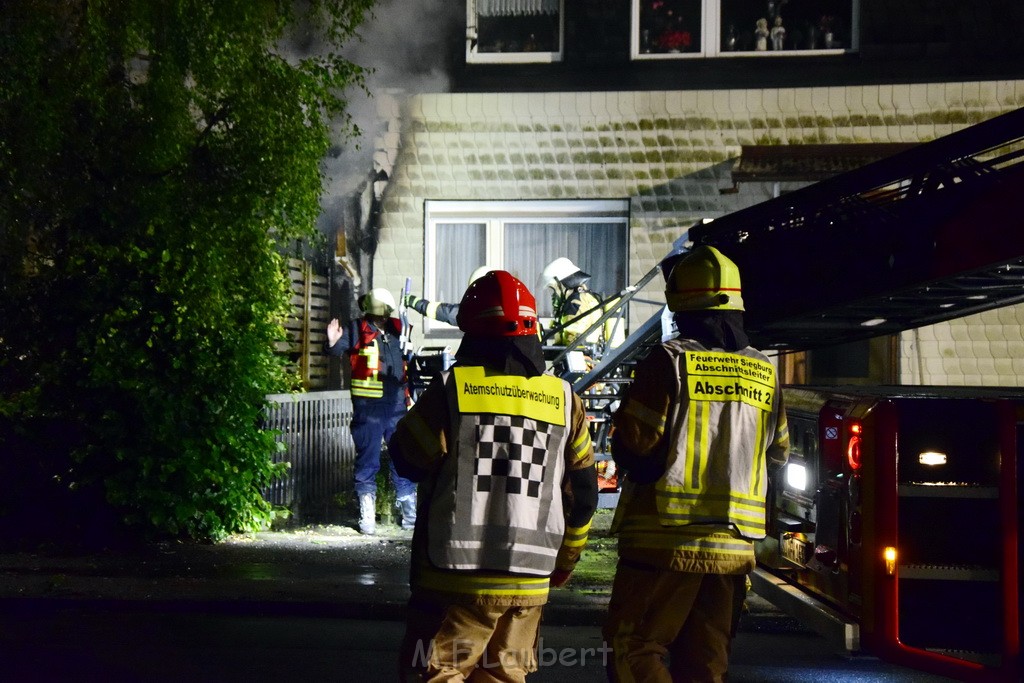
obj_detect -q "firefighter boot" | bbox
[358,492,376,535]
[397,492,417,530]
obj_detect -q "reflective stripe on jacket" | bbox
[653,339,780,540]
[610,337,789,573]
[349,318,403,399]
[554,289,625,350]
[427,365,573,576]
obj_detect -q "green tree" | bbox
[0,0,373,545]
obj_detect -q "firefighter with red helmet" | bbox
[326,288,417,535]
[602,246,789,682]
[389,270,599,681]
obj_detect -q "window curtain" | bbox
[504,222,627,317]
[478,0,559,17]
[435,223,486,312]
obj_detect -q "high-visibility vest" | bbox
[349,318,403,399]
[554,289,624,349]
[554,289,603,346]
[427,365,573,575]
[654,339,782,540]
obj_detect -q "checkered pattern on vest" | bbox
[475,414,550,498]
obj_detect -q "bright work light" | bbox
[786,462,807,491]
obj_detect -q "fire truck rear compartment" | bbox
[893,399,1007,662]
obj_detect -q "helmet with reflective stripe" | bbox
[541,257,591,290]
[665,245,744,312]
[457,270,538,336]
[359,287,397,316]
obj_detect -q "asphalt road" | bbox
[1,599,956,682]
[0,517,960,681]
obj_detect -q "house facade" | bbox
[331,0,1024,387]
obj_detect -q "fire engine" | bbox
[756,386,1020,681]
[564,106,1023,681]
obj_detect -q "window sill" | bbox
[632,48,852,60]
[467,50,563,64]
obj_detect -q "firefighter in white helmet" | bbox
[325,287,417,535]
[403,265,495,327]
[389,270,599,680]
[602,245,790,682]
[540,257,624,351]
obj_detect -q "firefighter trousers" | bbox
[602,563,745,683]
[350,396,415,499]
[398,598,543,682]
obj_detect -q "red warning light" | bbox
[847,421,863,471]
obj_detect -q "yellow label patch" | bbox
[685,351,775,412]
[454,366,565,426]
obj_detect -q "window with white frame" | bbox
[633,0,858,59]
[466,0,564,64]
[423,200,629,333]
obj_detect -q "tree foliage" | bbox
[0,0,373,545]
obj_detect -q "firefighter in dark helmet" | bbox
[389,270,599,681]
[602,245,789,682]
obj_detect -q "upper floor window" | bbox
[633,0,858,59]
[467,0,564,64]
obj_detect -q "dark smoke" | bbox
[321,0,461,222]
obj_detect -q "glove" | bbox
[404,293,420,308]
[550,568,573,588]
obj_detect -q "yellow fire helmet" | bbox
[359,287,397,316]
[664,245,744,312]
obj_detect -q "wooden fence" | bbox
[278,258,332,390]
[263,390,353,522]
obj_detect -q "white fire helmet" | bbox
[468,265,496,287]
[541,257,591,291]
[359,288,397,316]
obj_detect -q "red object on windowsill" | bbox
[658,30,691,51]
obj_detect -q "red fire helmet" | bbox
[456,270,538,337]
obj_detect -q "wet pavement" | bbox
[0,523,608,624]
[0,521,955,681]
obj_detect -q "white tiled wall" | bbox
[369,81,1024,386]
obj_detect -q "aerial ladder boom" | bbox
[572,105,1024,400]
[691,105,1024,351]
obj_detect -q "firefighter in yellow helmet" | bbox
[602,245,789,682]
[389,270,599,681]
[540,257,625,352]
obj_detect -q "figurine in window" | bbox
[755,17,769,51]
[771,16,785,51]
